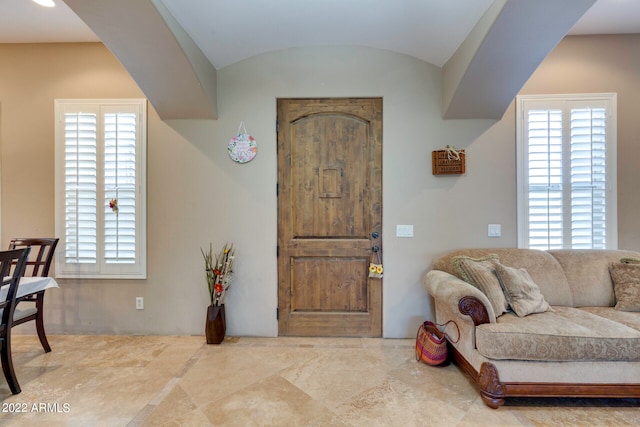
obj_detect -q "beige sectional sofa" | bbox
[423,248,640,408]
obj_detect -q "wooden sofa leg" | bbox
[478,362,505,409]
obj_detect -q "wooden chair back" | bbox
[8,238,59,278]
[0,248,30,331]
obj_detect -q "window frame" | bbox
[516,93,618,250]
[54,99,147,279]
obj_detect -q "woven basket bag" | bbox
[415,320,459,366]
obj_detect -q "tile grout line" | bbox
[126,342,208,427]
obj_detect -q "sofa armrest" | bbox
[458,296,491,326]
[423,270,496,324]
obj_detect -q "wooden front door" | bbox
[277,98,383,337]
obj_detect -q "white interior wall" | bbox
[157,46,503,337]
[16,39,640,337]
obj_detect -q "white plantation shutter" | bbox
[526,108,563,249]
[63,112,98,263]
[570,107,608,248]
[104,112,137,264]
[55,100,147,278]
[517,94,617,250]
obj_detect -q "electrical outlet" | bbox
[136,297,144,310]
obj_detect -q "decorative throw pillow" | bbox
[493,263,551,317]
[452,254,509,316]
[609,263,640,312]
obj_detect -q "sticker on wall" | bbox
[228,121,257,164]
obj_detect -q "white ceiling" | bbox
[159,0,496,68]
[1,0,639,69]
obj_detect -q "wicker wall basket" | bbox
[432,149,465,175]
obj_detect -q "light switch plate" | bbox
[396,225,414,237]
[488,224,501,237]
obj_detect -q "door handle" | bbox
[371,231,379,239]
[372,245,380,253]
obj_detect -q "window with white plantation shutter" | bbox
[516,94,617,250]
[55,99,147,279]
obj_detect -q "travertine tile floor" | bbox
[0,335,638,426]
